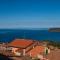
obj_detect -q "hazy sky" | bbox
[0,0,60,28]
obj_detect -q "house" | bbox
[27,46,50,59]
[8,39,37,56]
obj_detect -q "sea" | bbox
[0,29,60,42]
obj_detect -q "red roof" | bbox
[27,46,45,58]
[8,39,34,48]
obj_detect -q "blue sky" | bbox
[0,0,60,28]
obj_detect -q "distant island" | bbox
[49,28,60,32]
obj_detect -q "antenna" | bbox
[23,31,25,39]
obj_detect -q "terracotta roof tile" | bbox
[8,39,34,48]
[27,46,45,58]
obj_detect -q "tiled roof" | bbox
[27,46,45,58]
[8,39,34,49]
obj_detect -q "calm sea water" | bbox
[0,29,60,42]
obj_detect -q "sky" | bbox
[0,0,60,29]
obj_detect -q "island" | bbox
[48,28,60,32]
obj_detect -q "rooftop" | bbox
[27,46,45,58]
[8,39,34,49]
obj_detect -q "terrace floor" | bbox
[47,49,60,60]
